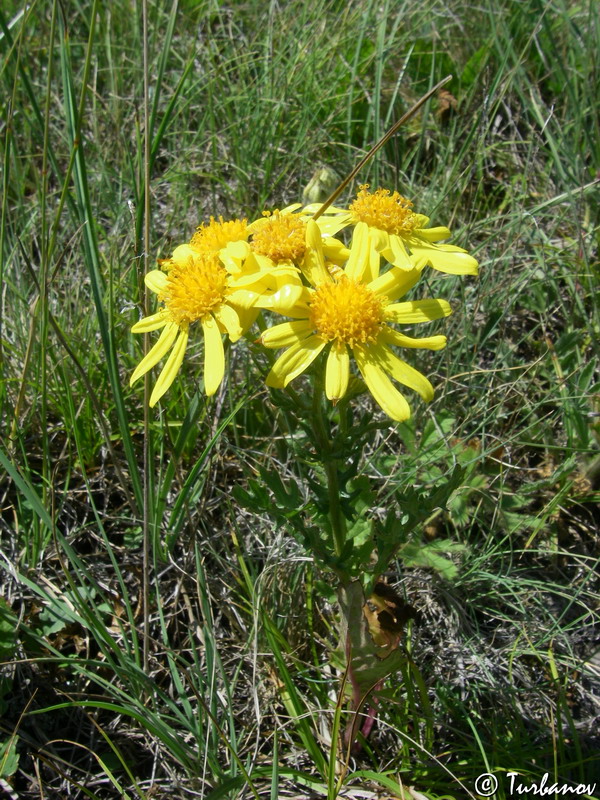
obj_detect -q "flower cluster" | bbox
[130,186,478,421]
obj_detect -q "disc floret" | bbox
[309,277,385,347]
[162,254,229,325]
[190,216,248,254]
[251,210,307,263]
[349,185,418,236]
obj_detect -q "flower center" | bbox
[162,253,228,324]
[251,211,306,263]
[349,184,419,236]
[309,276,385,346]
[190,216,248,253]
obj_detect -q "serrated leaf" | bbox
[345,515,372,546]
[231,485,255,508]
[258,465,294,508]
[428,465,465,509]
[376,466,466,571]
[347,475,375,514]
[400,540,466,580]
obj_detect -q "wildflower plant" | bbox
[129,84,478,752]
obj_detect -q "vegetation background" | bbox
[0,0,598,797]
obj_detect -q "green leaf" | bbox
[345,515,372,545]
[258,465,301,509]
[400,540,466,580]
[427,465,466,509]
[460,44,490,89]
[0,736,19,778]
[0,446,53,530]
[371,466,466,574]
[0,599,17,658]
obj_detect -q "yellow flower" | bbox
[130,244,276,406]
[189,216,249,255]
[341,185,478,276]
[259,221,452,422]
[247,205,350,273]
[181,213,307,314]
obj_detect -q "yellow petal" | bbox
[220,240,252,273]
[368,265,421,301]
[410,244,478,275]
[383,234,413,270]
[145,270,168,294]
[314,215,351,237]
[262,320,313,348]
[414,226,451,242]
[373,344,434,402]
[226,288,262,309]
[301,205,352,237]
[256,284,310,316]
[235,305,260,333]
[131,309,170,333]
[411,255,431,271]
[214,304,242,342]
[301,203,349,216]
[366,240,382,284]
[354,346,411,422]
[322,237,350,265]
[368,227,389,253]
[227,265,300,308]
[252,252,283,272]
[381,327,447,350]
[222,247,263,280]
[130,321,179,386]
[201,314,225,396]
[247,216,268,234]
[149,328,189,406]
[266,336,326,388]
[344,222,370,281]
[171,243,197,264]
[303,219,332,286]
[233,264,299,289]
[325,343,350,401]
[385,299,452,323]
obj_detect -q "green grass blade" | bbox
[57,5,143,514]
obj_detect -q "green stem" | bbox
[311,378,347,560]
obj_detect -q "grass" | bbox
[1,0,599,797]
